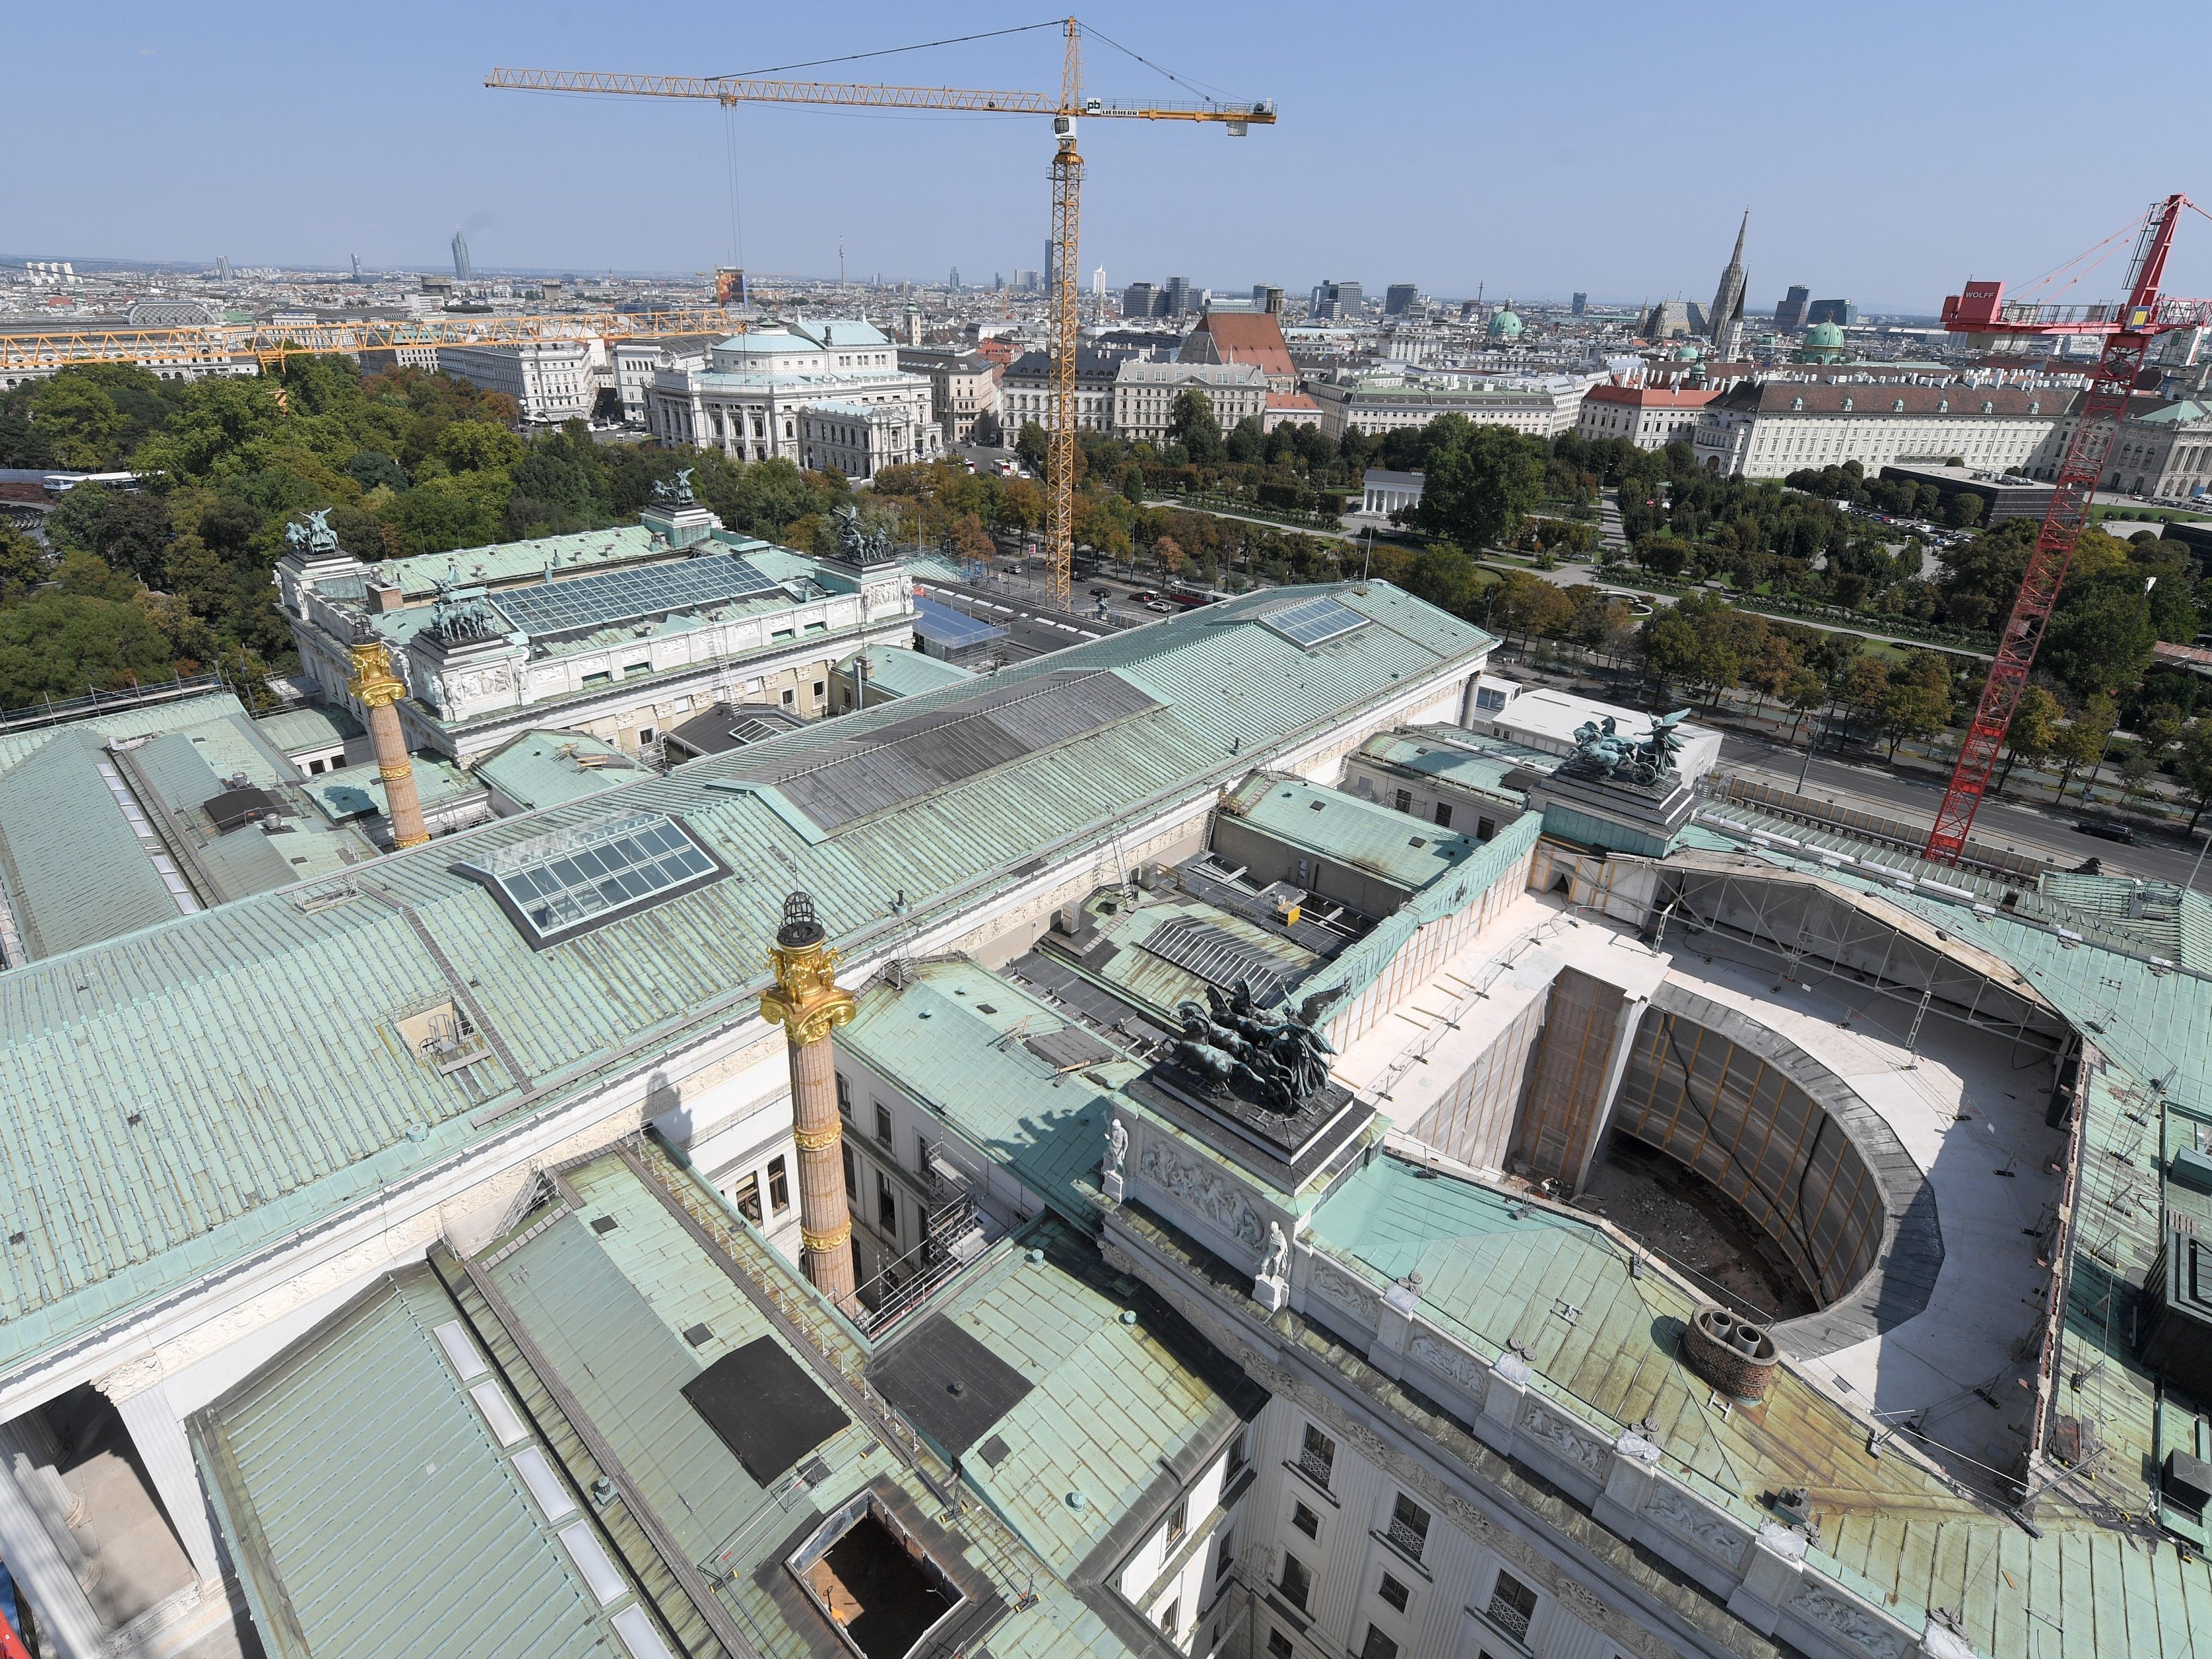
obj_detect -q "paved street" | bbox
[1714,728,2209,887]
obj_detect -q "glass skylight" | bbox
[464,811,721,946]
[1261,596,1367,648]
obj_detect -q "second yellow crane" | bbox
[487,17,1275,606]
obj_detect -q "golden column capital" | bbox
[759,892,856,1047]
[346,637,406,710]
[801,1219,853,1254]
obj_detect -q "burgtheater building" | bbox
[0,580,2203,1659]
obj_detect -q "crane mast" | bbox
[484,21,1273,613]
[1046,21,1084,608]
[1923,193,2195,864]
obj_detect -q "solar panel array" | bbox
[1138,914,1295,1006]
[490,554,784,640]
[472,812,718,943]
[1262,596,1368,649]
[912,596,1008,650]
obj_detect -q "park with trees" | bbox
[5,356,2211,832]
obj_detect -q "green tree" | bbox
[2052,695,2117,801]
[1405,544,1482,618]
[1997,685,2063,787]
[1014,420,1049,476]
[1167,390,1224,466]
[1415,423,1547,553]
[2043,573,2157,698]
[1944,492,1984,528]
[1877,678,1951,760]
[27,377,124,468]
[1780,666,1827,740]
[2174,718,2212,831]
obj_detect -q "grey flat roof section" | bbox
[723,669,1163,832]
[682,1335,849,1483]
[864,1316,1035,1462]
[490,552,783,641]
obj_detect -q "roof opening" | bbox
[790,1493,966,1659]
[458,811,724,948]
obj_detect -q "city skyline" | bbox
[13,0,2211,314]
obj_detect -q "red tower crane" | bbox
[1922,193,2212,864]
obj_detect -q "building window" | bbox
[836,1073,852,1114]
[1378,1572,1409,1613]
[842,1142,856,1198]
[1487,1571,1538,1642]
[1392,788,1412,813]
[1159,1600,1179,1638]
[1215,1527,1235,1580]
[1291,1500,1319,1540]
[1299,1423,1335,1489]
[781,687,797,706]
[875,1104,893,1146]
[1165,1496,1188,1550]
[878,1172,897,1235]
[813,679,826,700]
[1476,816,1496,841]
[915,1134,933,1177]
[1359,1627,1399,1659]
[1225,1427,1249,1479]
[732,1173,763,1225]
[1278,1553,1312,1612]
[1433,802,1453,829]
[1267,1632,1293,1659]
[1387,1493,1430,1562]
[767,1157,789,1214]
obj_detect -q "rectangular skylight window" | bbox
[433,1321,488,1380]
[513,1445,576,1522]
[470,1381,529,1447]
[1262,596,1367,649]
[556,1522,627,1605]
[612,1605,675,1659]
[460,812,724,948]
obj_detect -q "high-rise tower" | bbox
[1708,210,1748,359]
[450,230,472,283]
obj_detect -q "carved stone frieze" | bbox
[1305,1258,1378,1319]
[1786,1585,1910,1659]
[1518,1396,1608,1476]
[1407,1332,1489,1407]
[1139,1140,1268,1253]
[1646,1485,1748,1561]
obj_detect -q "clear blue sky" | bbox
[13,0,2211,314]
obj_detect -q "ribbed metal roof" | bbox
[0,582,1492,1374]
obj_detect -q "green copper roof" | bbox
[0,582,1493,1378]
[193,1270,621,1659]
[836,645,976,700]
[472,730,643,812]
[1220,772,1481,894]
[838,961,1138,1226]
[916,1223,1243,1579]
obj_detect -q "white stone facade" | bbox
[435,339,596,424]
[641,320,940,478]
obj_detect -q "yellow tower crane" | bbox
[487,19,1274,607]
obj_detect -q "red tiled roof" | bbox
[1585,384,1719,408]
[1186,311,1294,378]
[1266,391,1319,410]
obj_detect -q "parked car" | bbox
[1144,600,1176,613]
[2073,819,2137,844]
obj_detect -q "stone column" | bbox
[759,892,858,1313]
[0,1418,107,1659]
[98,1370,222,1587]
[347,637,428,850]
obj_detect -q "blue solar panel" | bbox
[913,596,1008,649]
[490,554,784,640]
[1262,596,1367,648]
